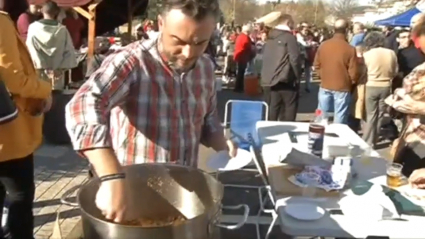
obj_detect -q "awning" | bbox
[26,0,149,36]
[374,7,421,27]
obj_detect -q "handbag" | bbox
[390,121,408,162]
[0,80,18,125]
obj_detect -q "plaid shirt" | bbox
[402,62,425,144]
[65,39,222,166]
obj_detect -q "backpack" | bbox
[0,80,18,125]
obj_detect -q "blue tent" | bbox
[374,7,421,26]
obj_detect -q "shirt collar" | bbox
[275,24,291,31]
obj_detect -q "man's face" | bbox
[397,31,411,48]
[301,26,309,35]
[417,35,425,53]
[158,9,215,72]
[353,24,361,34]
[29,5,40,15]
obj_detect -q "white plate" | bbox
[339,195,389,220]
[207,149,252,171]
[399,185,425,206]
[284,203,325,221]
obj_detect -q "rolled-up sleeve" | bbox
[200,88,224,147]
[65,51,139,151]
[200,60,224,147]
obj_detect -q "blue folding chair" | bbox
[217,100,270,237]
[222,100,269,151]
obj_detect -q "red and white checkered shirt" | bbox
[65,38,222,166]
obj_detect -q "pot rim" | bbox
[77,163,225,229]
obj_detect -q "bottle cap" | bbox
[315,109,322,116]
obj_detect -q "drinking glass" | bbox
[386,163,403,187]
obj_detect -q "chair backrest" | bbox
[224,100,268,150]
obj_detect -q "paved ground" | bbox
[31,79,391,238]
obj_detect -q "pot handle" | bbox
[215,204,250,230]
[60,185,81,207]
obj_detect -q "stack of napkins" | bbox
[288,166,346,191]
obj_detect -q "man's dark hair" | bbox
[235,25,241,32]
[397,28,410,37]
[42,0,60,17]
[161,0,220,21]
[278,13,293,25]
[363,31,385,51]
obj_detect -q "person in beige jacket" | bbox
[362,31,398,147]
[349,45,367,132]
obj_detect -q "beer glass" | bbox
[386,163,403,187]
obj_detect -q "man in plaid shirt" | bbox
[65,0,236,223]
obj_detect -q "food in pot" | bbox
[109,215,186,227]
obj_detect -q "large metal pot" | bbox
[61,163,249,239]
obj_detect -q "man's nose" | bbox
[181,45,196,59]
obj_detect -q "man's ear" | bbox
[158,14,164,32]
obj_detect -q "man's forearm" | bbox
[83,148,123,177]
[205,131,228,152]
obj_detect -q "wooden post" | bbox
[127,0,133,36]
[73,1,101,65]
[87,3,100,63]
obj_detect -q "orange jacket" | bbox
[0,11,51,162]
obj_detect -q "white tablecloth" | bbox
[256,121,425,238]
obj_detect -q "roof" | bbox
[26,0,149,35]
[28,0,94,7]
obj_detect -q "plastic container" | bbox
[244,75,260,96]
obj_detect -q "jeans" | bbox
[0,154,35,239]
[304,62,313,90]
[318,87,351,124]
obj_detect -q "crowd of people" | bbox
[251,13,425,187]
[212,13,425,181]
[2,0,425,237]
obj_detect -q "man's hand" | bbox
[43,96,53,113]
[95,178,130,222]
[392,94,421,114]
[227,140,237,158]
[409,168,425,189]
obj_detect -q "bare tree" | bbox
[275,0,329,26]
[219,0,263,24]
[330,0,358,19]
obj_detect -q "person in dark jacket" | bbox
[383,26,399,53]
[261,13,301,121]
